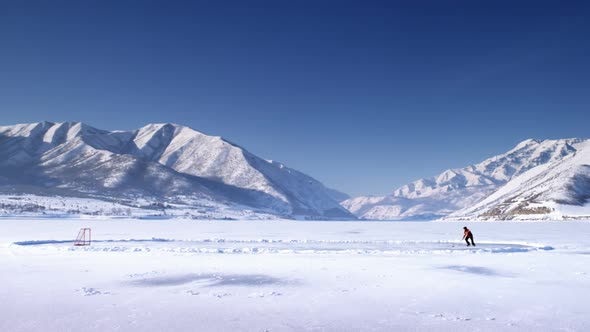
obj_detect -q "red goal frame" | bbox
[74,228,91,246]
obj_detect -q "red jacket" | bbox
[464,229,473,238]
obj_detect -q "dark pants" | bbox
[465,236,475,246]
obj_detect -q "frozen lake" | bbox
[1,218,589,331]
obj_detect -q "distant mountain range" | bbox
[0,122,353,219]
[342,138,590,220]
[1,121,588,221]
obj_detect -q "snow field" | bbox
[1,219,589,331]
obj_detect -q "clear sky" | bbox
[1,1,589,197]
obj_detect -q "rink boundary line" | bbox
[12,238,554,247]
[10,238,555,255]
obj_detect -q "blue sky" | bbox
[1,1,589,196]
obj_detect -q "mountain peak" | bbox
[511,138,541,151]
[141,122,181,130]
[137,123,222,140]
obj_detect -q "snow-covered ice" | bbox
[1,218,589,331]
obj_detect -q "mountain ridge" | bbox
[342,138,588,220]
[0,121,353,219]
[445,139,590,220]
[3,121,588,221]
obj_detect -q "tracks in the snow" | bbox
[12,238,555,255]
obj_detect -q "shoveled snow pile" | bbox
[0,122,352,219]
[343,138,587,220]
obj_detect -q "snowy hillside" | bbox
[446,140,590,220]
[0,122,353,219]
[342,138,587,220]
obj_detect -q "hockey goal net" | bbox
[74,228,92,246]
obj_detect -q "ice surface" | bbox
[1,218,589,331]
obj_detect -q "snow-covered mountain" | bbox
[0,121,353,219]
[446,139,590,220]
[342,138,587,220]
